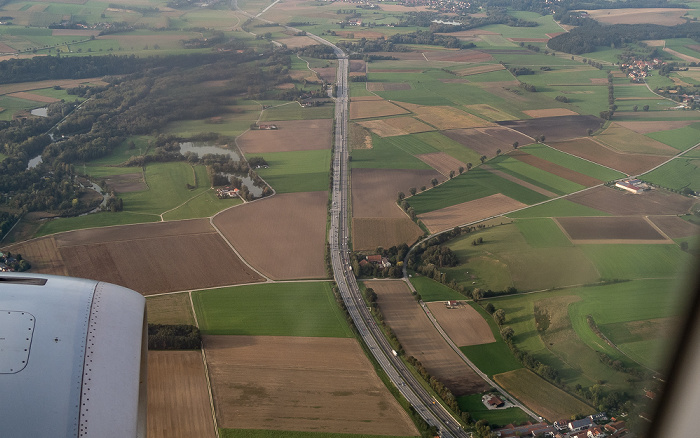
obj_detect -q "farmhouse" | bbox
[257,124,278,130]
[216,187,239,199]
[615,179,645,194]
[445,300,459,308]
[484,394,505,408]
[366,255,391,268]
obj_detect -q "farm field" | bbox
[584,8,688,25]
[248,149,330,194]
[548,138,667,175]
[567,186,696,216]
[580,244,691,279]
[494,369,593,421]
[192,282,352,337]
[426,301,495,347]
[555,216,670,243]
[416,152,467,177]
[351,132,434,170]
[237,119,332,153]
[596,123,679,156]
[509,150,603,187]
[352,217,423,251]
[367,279,490,396]
[519,143,626,182]
[496,115,603,142]
[418,193,527,233]
[456,393,530,427]
[506,198,608,218]
[409,276,466,302]
[148,351,215,438]
[204,335,418,436]
[486,156,585,196]
[645,123,700,151]
[146,293,195,325]
[259,103,334,121]
[212,191,328,280]
[648,215,700,238]
[413,131,484,169]
[51,219,263,294]
[358,116,435,137]
[642,158,700,193]
[350,99,410,119]
[441,127,533,159]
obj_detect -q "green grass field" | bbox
[249,149,331,193]
[489,155,586,196]
[507,198,608,218]
[514,218,572,248]
[34,211,160,237]
[260,103,334,121]
[456,393,530,427]
[192,282,353,337]
[162,190,242,221]
[408,167,549,215]
[351,133,432,170]
[641,158,700,193]
[413,131,483,166]
[580,244,692,280]
[220,430,418,438]
[521,143,625,182]
[409,276,465,302]
[646,124,700,151]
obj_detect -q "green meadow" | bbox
[489,155,586,196]
[507,198,608,218]
[351,133,432,170]
[409,276,465,302]
[192,282,353,337]
[249,149,331,193]
[641,158,700,193]
[520,143,625,182]
[646,123,700,151]
[456,393,530,427]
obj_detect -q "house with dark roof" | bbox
[569,418,594,432]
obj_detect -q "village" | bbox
[493,413,630,438]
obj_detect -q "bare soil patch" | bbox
[442,127,533,158]
[568,186,695,216]
[352,217,423,250]
[424,50,492,63]
[366,82,411,92]
[277,35,318,48]
[511,150,602,187]
[313,66,337,83]
[349,59,366,72]
[555,216,670,243]
[204,335,418,435]
[408,105,494,130]
[7,91,59,103]
[56,219,263,294]
[614,120,698,134]
[427,301,495,347]
[482,165,558,198]
[522,108,579,118]
[648,216,700,238]
[148,351,215,438]
[105,172,147,192]
[497,115,604,142]
[584,8,688,25]
[548,138,666,175]
[352,168,445,218]
[237,119,332,153]
[455,64,504,76]
[368,280,489,396]
[0,42,14,53]
[418,193,528,233]
[359,116,434,137]
[416,152,467,177]
[2,235,67,276]
[213,191,328,280]
[350,99,410,119]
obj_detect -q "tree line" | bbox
[148,324,201,350]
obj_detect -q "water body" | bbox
[179,142,240,161]
[30,107,48,117]
[27,155,43,169]
[221,173,264,198]
[80,182,109,216]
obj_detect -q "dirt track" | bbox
[368,280,489,396]
[204,335,418,436]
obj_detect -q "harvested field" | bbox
[105,172,147,192]
[466,104,516,121]
[511,150,602,187]
[358,116,434,137]
[350,99,410,119]
[367,82,411,92]
[8,92,60,103]
[555,216,670,243]
[276,35,317,48]
[148,351,215,438]
[350,122,373,150]
[313,66,337,83]
[406,105,494,130]
[352,217,424,250]
[482,165,557,198]
[418,193,528,233]
[497,115,603,142]
[0,77,107,96]
[522,108,578,118]
[352,168,445,218]
[213,191,328,279]
[548,138,666,175]
[568,186,695,216]
[597,123,678,156]
[456,64,504,76]
[336,30,386,40]
[584,8,687,25]
[54,219,263,294]
[146,293,194,325]
[2,235,67,275]
[0,42,14,53]
[204,335,418,435]
[368,280,489,396]
[424,50,492,63]
[614,120,698,134]
[426,301,495,347]
[237,119,332,153]
[416,152,467,176]
[648,216,700,238]
[442,127,533,158]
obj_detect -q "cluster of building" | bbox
[495,413,630,438]
[359,254,392,269]
[215,187,240,199]
[620,59,663,82]
[615,179,648,195]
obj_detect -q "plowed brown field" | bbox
[352,217,423,250]
[442,127,533,158]
[367,280,489,396]
[237,119,332,153]
[548,138,667,175]
[204,335,418,436]
[350,99,410,119]
[416,152,468,176]
[568,186,695,216]
[614,120,697,134]
[555,216,670,243]
[426,302,495,347]
[148,351,215,438]
[213,191,328,279]
[497,115,603,142]
[55,219,262,294]
[522,108,578,118]
[3,236,67,275]
[511,150,602,187]
[648,216,700,238]
[418,193,528,233]
[352,168,445,218]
